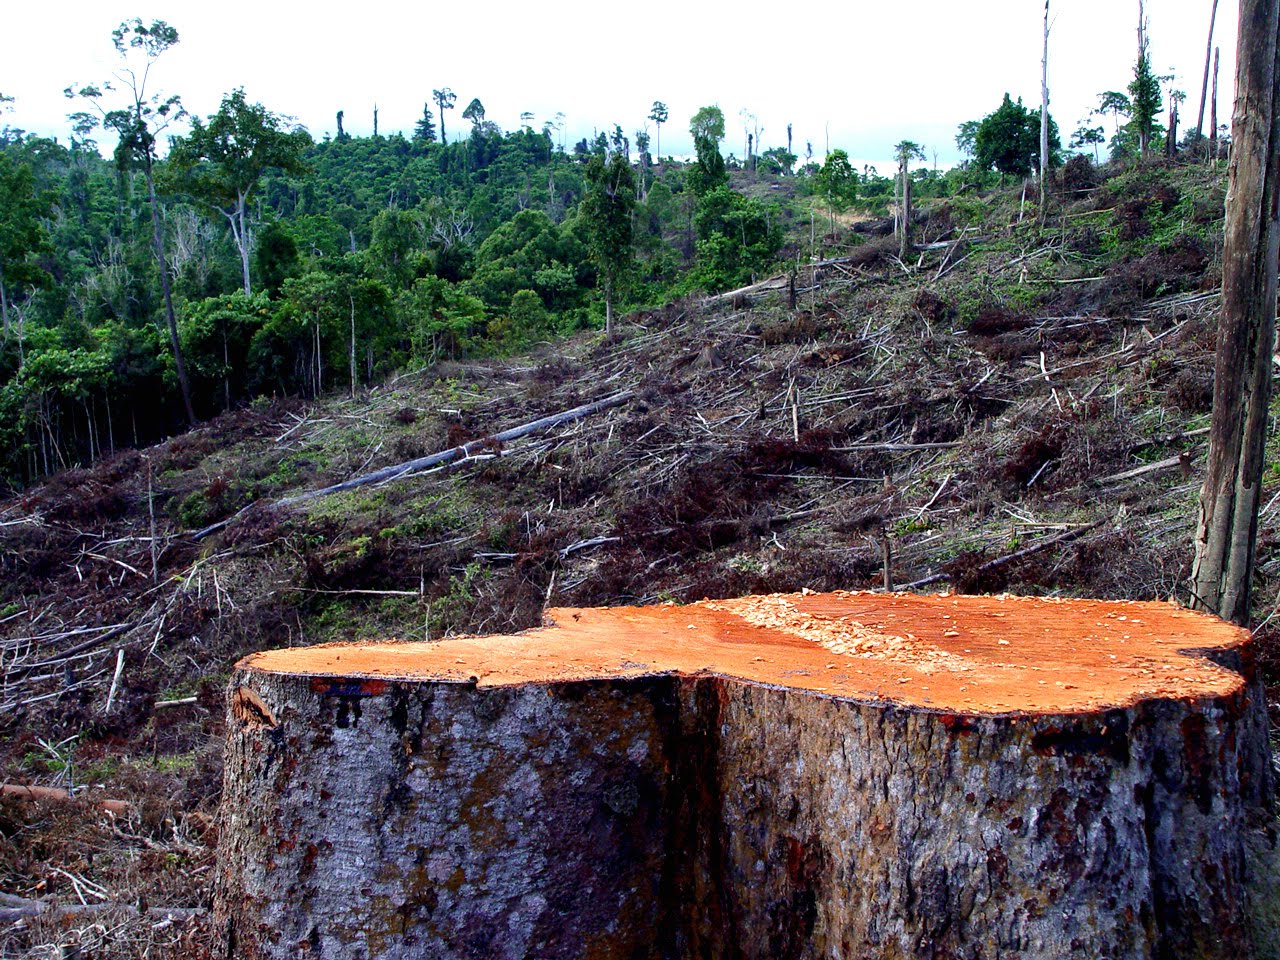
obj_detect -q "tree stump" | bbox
[215,591,1271,959]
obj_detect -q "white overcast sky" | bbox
[2,0,1237,172]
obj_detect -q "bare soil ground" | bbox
[3,157,1277,956]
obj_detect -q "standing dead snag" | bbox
[217,590,1268,960]
[1197,0,1222,139]
[1039,0,1051,219]
[1192,0,1280,625]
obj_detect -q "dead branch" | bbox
[903,517,1110,590]
[1095,451,1198,485]
[153,696,198,710]
[1129,426,1211,450]
[4,622,135,680]
[830,441,961,453]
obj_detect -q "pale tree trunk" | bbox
[314,320,322,398]
[1212,46,1221,143]
[892,166,901,240]
[1192,0,1280,626]
[1197,0,1222,138]
[348,293,357,399]
[234,190,251,296]
[1039,0,1050,219]
[1138,0,1150,158]
[145,156,197,426]
[898,165,912,260]
[0,263,9,338]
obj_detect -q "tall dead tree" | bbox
[1191,0,1280,626]
[894,141,923,260]
[1039,0,1051,218]
[1196,0,1222,137]
[1211,46,1221,143]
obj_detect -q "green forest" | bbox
[0,17,1190,489]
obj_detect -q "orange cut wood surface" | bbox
[239,591,1250,715]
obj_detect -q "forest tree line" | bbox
[0,17,1199,487]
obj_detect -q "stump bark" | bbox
[215,591,1271,959]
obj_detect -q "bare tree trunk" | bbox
[145,158,196,426]
[1212,46,1221,143]
[314,320,323,398]
[899,172,912,260]
[1137,0,1150,159]
[1191,0,1280,626]
[236,190,251,296]
[0,263,9,338]
[1039,0,1051,219]
[1196,0,1222,137]
[348,294,357,399]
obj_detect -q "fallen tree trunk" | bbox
[0,897,201,923]
[192,390,634,540]
[216,590,1269,959]
[1,783,131,815]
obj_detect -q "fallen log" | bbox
[1095,450,1198,485]
[1,783,131,816]
[902,516,1109,590]
[0,897,201,923]
[192,390,634,540]
[216,590,1269,959]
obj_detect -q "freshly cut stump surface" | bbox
[216,591,1270,959]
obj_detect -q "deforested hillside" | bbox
[2,158,1278,954]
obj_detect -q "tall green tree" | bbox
[815,149,857,234]
[66,18,196,425]
[972,94,1060,177]
[1095,90,1131,148]
[690,187,783,292]
[648,101,668,162]
[0,154,51,338]
[413,103,437,143]
[580,149,635,333]
[687,105,727,196]
[1070,123,1106,163]
[432,88,457,144]
[463,98,486,131]
[169,88,312,296]
[1129,33,1163,157]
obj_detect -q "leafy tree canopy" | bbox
[971,94,1061,177]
